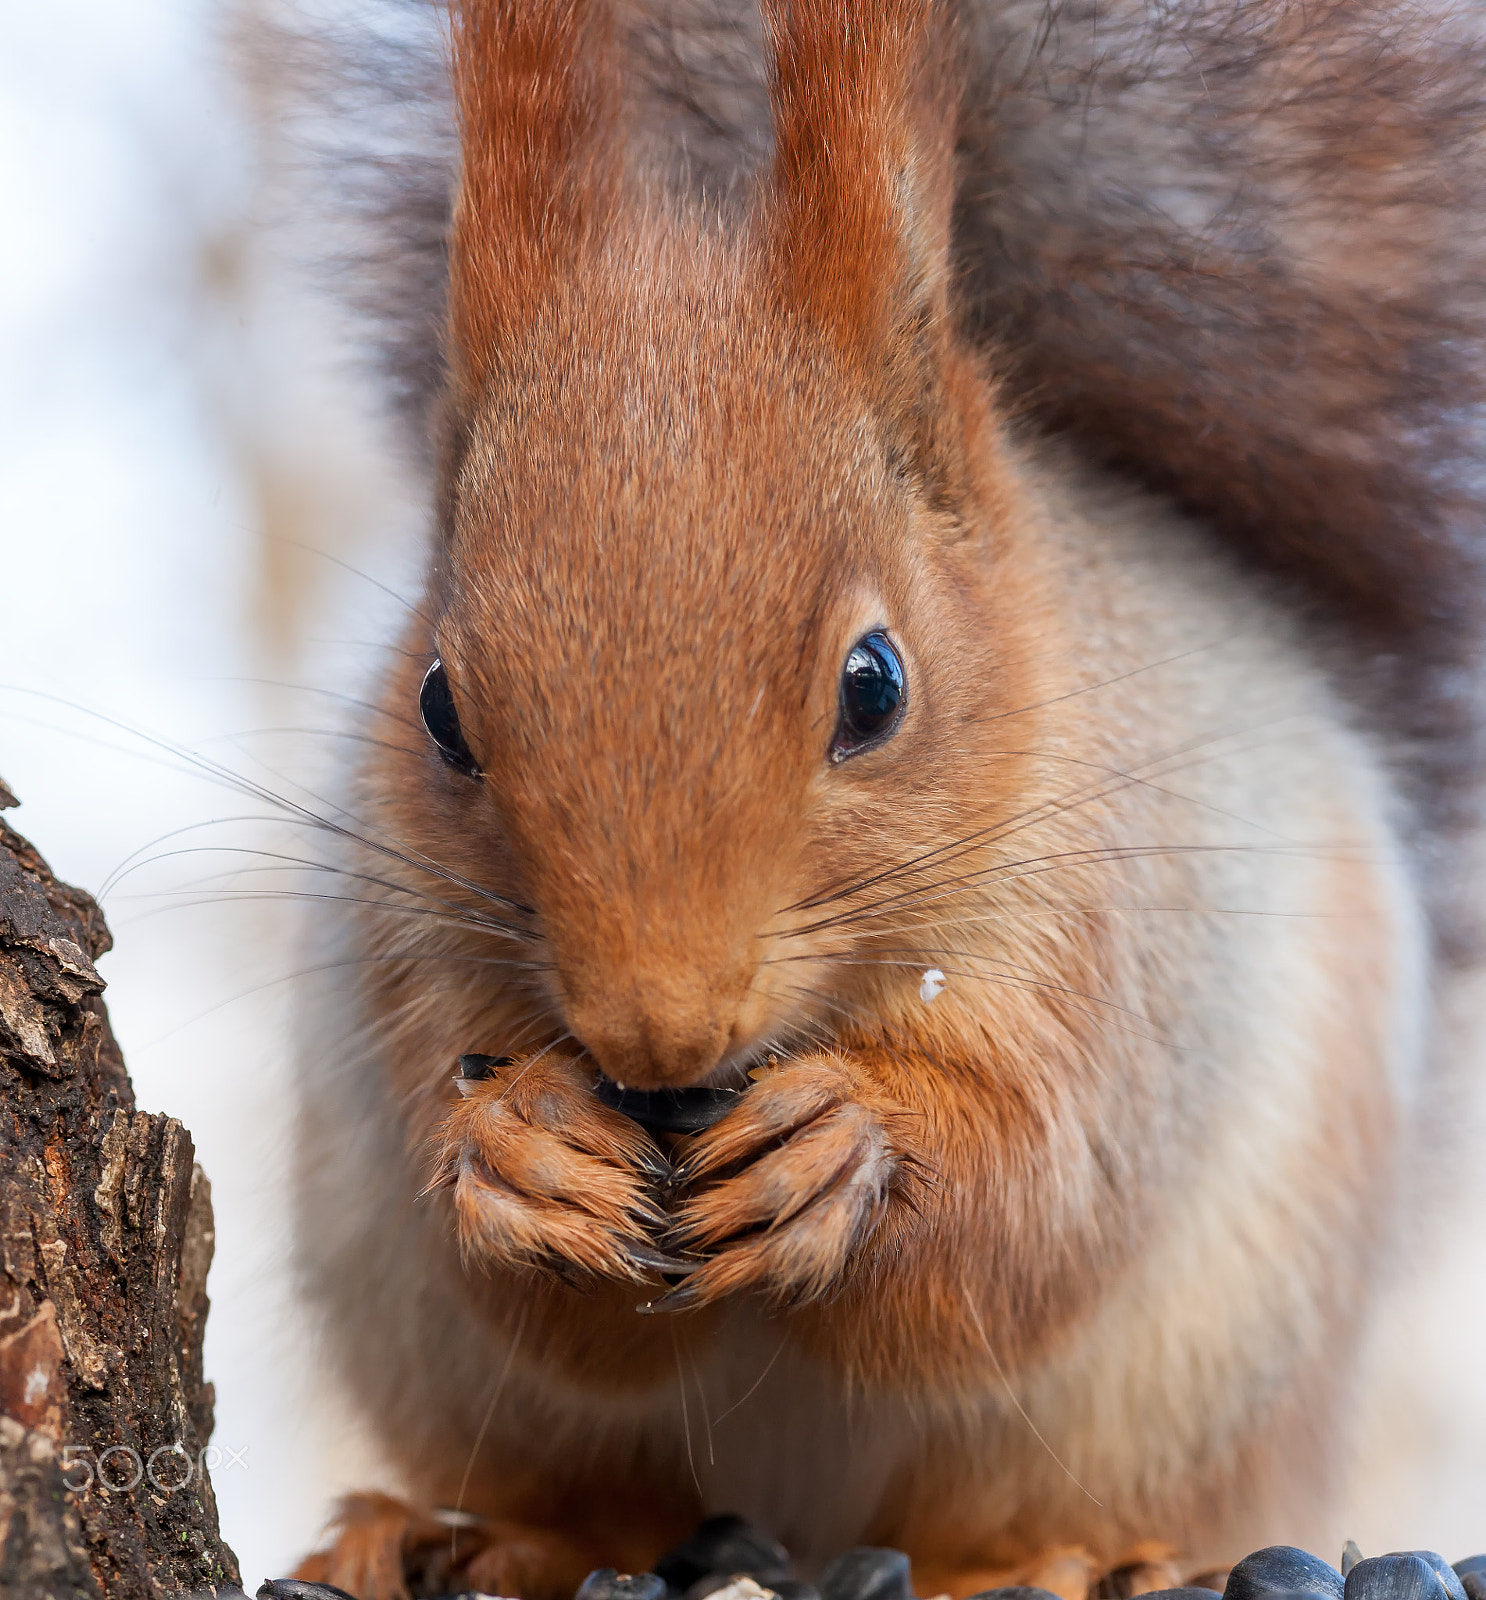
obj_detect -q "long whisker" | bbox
[406,1031,579,1133]
[450,1299,530,1566]
[779,709,1322,934]
[710,1336,788,1427]
[130,952,557,1055]
[212,675,427,736]
[965,632,1245,732]
[99,815,320,899]
[853,902,1337,939]
[961,1282,1103,1507]
[899,837,1373,923]
[299,637,436,663]
[489,1034,576,1111]
[196,725,425,760]
[686,1344,716,1467]
[782,958,1165,1043]
[0,704,261,796]
[107,844,530,938]
[674,1329,703,1499]
[270,538,438,633]
[781,663,1269,915]
[117,885,536,944]
[786,838,1370,940]
[780,983,879,1040]
[966,743,1299,842]
[1,686,536,919]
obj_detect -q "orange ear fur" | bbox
[447,0,619,396]
[760,0,956,360]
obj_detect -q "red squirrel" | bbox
[277,1,1486,1596]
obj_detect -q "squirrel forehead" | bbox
[455,270,891,521]
[443,272,909,657]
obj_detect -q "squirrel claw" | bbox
[623,1242,704,1277]
[635,1282,703,1315]
[631,1145,675,1184]
[436,1053,675,1281]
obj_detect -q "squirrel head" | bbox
[382,0,1051,1090]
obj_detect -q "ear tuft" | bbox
[759,0,957,361]
[448,0,620,397]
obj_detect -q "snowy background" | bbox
[0,1,1483,1590]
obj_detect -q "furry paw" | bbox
[920,1541,1195,1600]
[655,1056,911,1307]
[293,1490,596,1600]
[292,1492,446,1600]
[458,1519,597,1600]
[433,1052,677,1281]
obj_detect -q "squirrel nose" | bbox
[563,980,741,1091]
[559,960,739,1088]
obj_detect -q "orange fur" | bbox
[760,0,948,356]
[294,1489,643,1600]
[281,0,1466,1593]
[448,0,619,395]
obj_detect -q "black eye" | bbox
[420,658,481,778]
[832,630,906,760]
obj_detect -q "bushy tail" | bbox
[953,0,1486,839]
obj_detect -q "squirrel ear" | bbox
[758,0,957,365]
[447,0,620,399]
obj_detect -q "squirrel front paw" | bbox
[293,1489,596,1600]
[656,1056,915,1308]
[434,1052,677,1281]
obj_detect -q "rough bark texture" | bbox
[0,775,241,1599]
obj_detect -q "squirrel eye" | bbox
[831,631,906,761]
[419,659,481,778]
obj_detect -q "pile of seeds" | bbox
[251,1518,1486,1600]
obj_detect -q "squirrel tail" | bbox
[953,0,1486,839]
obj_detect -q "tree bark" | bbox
[0,775,242,1598]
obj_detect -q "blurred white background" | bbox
[0,1,1483,1592]
[0,0,418,1585]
